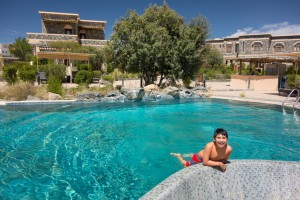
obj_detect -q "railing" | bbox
[293,94,300,109]
[27,33,78,41]
[282,89,300,108]
[80,39,108,46]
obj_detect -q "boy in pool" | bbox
[171,128,232,172]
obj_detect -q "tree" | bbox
[9,37,33,61]
[89,49,105,71]
[205,47,223,69]
[110,3,209,86]
[18,64,37,83]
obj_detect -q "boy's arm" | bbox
[202,143,220,167]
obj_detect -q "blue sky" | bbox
[1,0,300,44]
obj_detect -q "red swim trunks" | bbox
[185,154,203,167]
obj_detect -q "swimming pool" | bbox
[0,99,299,199]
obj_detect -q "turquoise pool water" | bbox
[0,99,299,199]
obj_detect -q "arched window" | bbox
[251,41,263,52]
[273,42,284,52]
[64,24,73,35]
[294,42,300,52]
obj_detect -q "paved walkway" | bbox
[206,81,299,109]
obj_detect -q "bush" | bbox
[47,76,63,95]
[78,64,92,71]
[198,64,235,80]
[34,85,49,100]
[182,78,192,88]
[74,70,92,84]
[93,70,103,78]
[18,64,37,83]
[1,81,35,100]
[102,74,114,83]
[39,64,66,82]
[9,61,28,69]
[294,75,300,88]
[286,66,300,89]
[3,64,18,85]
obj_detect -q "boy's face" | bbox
[214,134,228,148]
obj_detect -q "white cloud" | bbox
[228,22,300,37]
[6,29,20,34]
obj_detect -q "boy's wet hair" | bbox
[213,128,228,139]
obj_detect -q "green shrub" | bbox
[74,70,92,84]
[93,70,103,78]
[286,66,300,88]
[39,64,66,82]
[48,76,63,95]
[9,61,28,69]
[18,64,37,83]
[78,64,92,71]
[182,78,191,88]
[102,74,114,83]
[3,64,18,85]
[296,75,300,88]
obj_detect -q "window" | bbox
[294,42,300,52]
[64,24,73,35]
[242,41,245,52]
[226,44,233,53]
[252,41,263,52]
[80,33,86,39]
[65,29,72,34]
[273,42,284,52]
[235,44,239,53]
[79,30,87,39]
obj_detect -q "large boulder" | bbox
[144,84,158,92]
[179,89,194,98]
[143,90,161,101]
[120,88,145,101]
[76,92,105,101]
[48,92,62,100]
[162,86,180,99]
[101,94,126,103]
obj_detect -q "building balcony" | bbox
[27,33,79,45]
[80,39,108,46]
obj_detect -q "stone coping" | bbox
[0,97,298,110]
[140,160,300,200]
[0,100,76,106]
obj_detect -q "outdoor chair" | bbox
[38,72,47,84]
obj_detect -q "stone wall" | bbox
[230,75,278,91]
[78,21,105,40]
[85,29,104,40]
[140,160,300,200]
[43,21,77,35]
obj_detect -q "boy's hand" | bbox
[219,162,226,172]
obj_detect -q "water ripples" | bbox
[0,99,299,199]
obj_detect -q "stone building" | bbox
[0,44,18,68]
[26,11,108,83]
[207,34,300,91]
[206,34,300,67]
[27,11,108,54]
